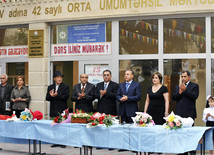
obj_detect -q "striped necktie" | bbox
[126,83,130,93]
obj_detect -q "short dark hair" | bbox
[125,69,134,75]
[151,71,162,83]
[103,70,111,75]
[182,71,191,76]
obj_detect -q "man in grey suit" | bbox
[0,74,13,116]
[71,73,95,112]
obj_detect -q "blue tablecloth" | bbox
[0,120,212,153]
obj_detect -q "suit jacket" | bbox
[0,83,13,115]
[94,81,119,115]
[116,81,141,117]
[172,81,199,119]
[46,82,69,117]
[71,82,95,113]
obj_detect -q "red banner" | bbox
[51,42,111,56]
[0,46,28,57]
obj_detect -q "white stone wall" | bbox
[28,23,50,119]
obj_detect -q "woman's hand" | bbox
[165,112,169,117]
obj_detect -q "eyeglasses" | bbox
[103,74,110,76]
[0,78,5,79]
[81,76,88,79]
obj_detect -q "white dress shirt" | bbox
[202,107,214,122]
[55,84,60,91]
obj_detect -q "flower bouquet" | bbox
[132,112,155,127]
[70,109,92,123]
[52,108,69,124]
[86,112,119,128]
[20,108,33,121]
[163,111,183,130]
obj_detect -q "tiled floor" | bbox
[0,143,205,155]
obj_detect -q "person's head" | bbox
[206,95,213,108]
[0,74,8,86]
[80,74,88,85]
[53,71,63,85]
[16,75,24,87]
[103,70,112,83]
[181,71,191,84]
[208,97,214,108]
[124,70,134,82]
[151,72,162,85]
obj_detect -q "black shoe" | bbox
[51,144,60,147]
[61,145,66,148]
[0,148,2,150]
[118,149,128,152]
[132,151,137,153]
[108,149,114,151]
[96,148,103,150]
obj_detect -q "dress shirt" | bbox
[185,81,190,87]
[55,84,60,92]
[10,85,31,110]
[81,83,87,90]
[104,82,109,90]
[202,107,214,122]
[126,80,132,90]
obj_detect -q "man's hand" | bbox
[179,84,186,94]
[78,93,85,100]
[50,89,57,97]
[100,90,107,97]
[120,95,128,101]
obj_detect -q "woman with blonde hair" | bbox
[10,76,31,117]
[144,72,169,125]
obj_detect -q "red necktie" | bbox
[81,84,85,93]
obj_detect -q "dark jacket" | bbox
[116,81,141,117]
[0,83,13,115]
[46,82,69,117]
[71,82,95,113]
[94,81,119,115]
[172,81,199,119]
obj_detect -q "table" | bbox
[0,120,212,154]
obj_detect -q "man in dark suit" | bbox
[172,70,199,155]
[116,70,141,123]
[46,71,69,148]
[94,70,118,115]
[0,74,13,115]
[46,71,70,117]
[71,73,95,112]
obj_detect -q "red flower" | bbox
[82,111,85,113]
[92,122,96,126]
[54,116,59,122]
[65,108,69,115]
[90,116,96,121]
[73,112,76,114]
[139,121,144,125]
[99,116,105,121]
[99,121,103,124]
[63,115,67,118]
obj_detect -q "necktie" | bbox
[126,83,130,93]
[104,83,107,90]
[81,84,85,93]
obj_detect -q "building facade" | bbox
[0,0,214,125]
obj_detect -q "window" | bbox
[164,18,205,53]
[0,28,28,46]
[119,20,158,55]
